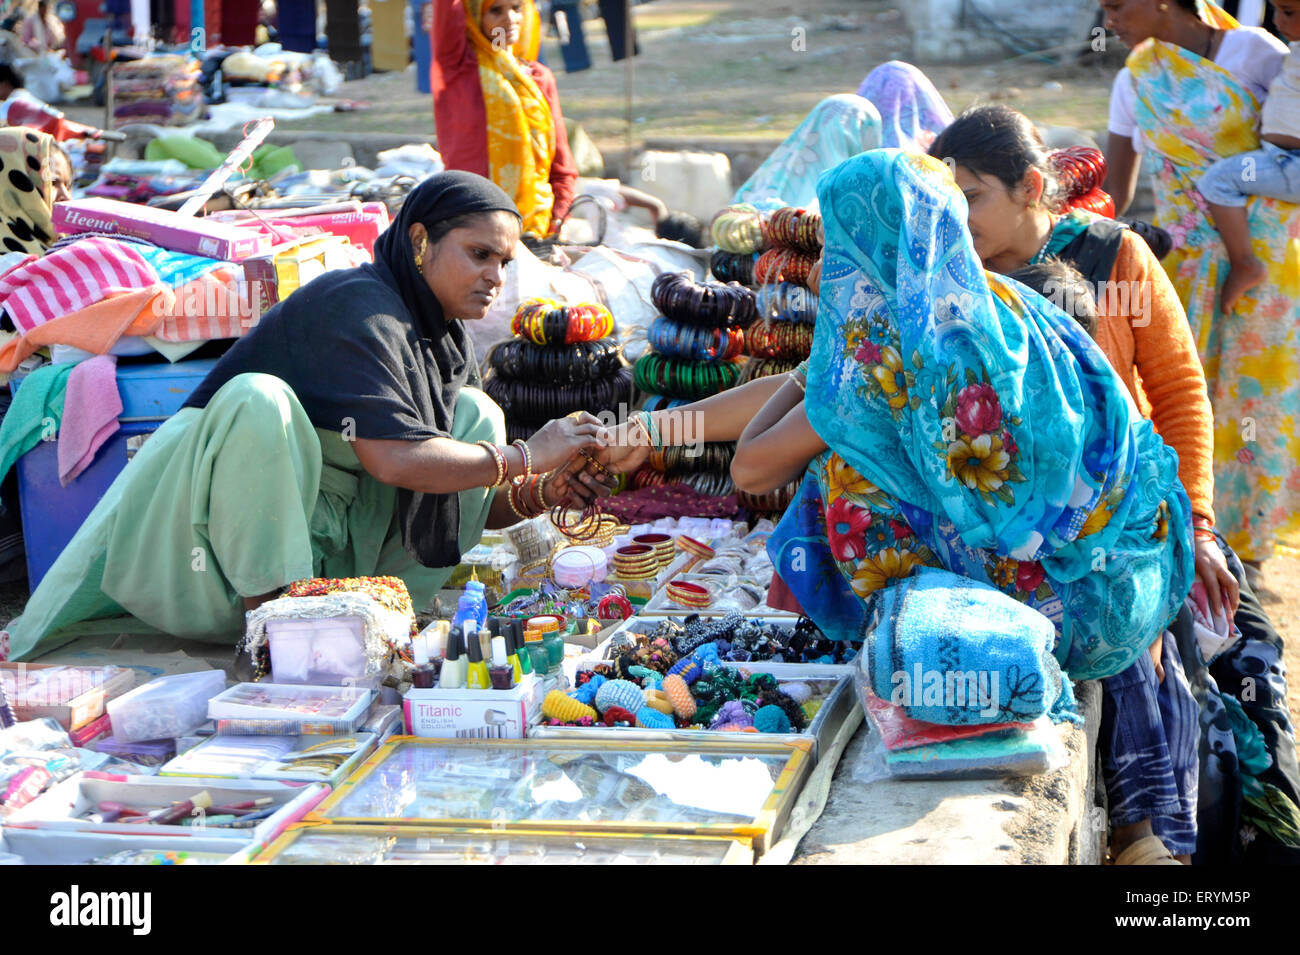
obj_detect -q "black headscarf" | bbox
[185,171,521,567]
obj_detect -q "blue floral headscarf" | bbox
[732,94,881,212]
[772,149,1194,680]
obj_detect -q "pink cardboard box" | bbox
[54,198,272,262]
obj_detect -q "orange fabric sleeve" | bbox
[1115,232,1217,524]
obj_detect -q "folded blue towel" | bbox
[866,567,1073,725]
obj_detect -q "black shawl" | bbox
[185,170,521,567]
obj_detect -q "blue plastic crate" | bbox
[12,358,219,590]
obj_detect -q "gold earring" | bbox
[413,238,427,268]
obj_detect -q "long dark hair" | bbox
[928,104,1063,211]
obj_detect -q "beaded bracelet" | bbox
[648,315,746,362]
[476,440,508,487]
[651,272,757,328]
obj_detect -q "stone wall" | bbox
[904,0,1100,64]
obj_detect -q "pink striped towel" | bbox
[0,237,161,334]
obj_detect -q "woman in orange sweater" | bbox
[932,105,1300,865]
[431,0,578,236]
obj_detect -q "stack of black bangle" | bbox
[484,300,633,442]
[743,205,820,380]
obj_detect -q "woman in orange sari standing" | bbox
[432,0,578,237]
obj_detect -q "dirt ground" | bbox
[34,0,1300,745]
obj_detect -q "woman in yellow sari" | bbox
[1101,0,1300,580]
[432,0,579,237]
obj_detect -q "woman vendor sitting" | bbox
[432,0,578,237]
[3,171,613,661]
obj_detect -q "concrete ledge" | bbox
[794,680,1103,865]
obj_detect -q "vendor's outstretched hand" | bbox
[526,412,607,474]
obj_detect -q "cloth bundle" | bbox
[863,567,1073,726]
[0,236,254,373]
[111,56,205,129]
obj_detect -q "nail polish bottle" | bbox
[489,636,513,689]
[466,630,491,690]
[439,628,466,689]
[506,621,526,682]
[411,634,439,689]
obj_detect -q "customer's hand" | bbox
[1148,633,1165,684]
[525,412,607,474]
[593,421,652,475]
[1194,537,1239,620]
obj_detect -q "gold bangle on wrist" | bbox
[511,439,533,486]
[477,440,507,488]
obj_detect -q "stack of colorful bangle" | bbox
[612,544,661,580]
[647,441,735,478]
[756,282,817,324]
[633,353,742,400]
[709,204,767,254]
[651,272,757,328]
[742,320,814,359]
[666,579,713,610]
[632,532,677,569]
[511,299,615,345]
[762,207,823,254]
[486,300,632,444]
[507,472,549,521]
[676,535,715,561]
[738,480,800,516]
[754,247,818,286]
[647,316,745,362]
[738,356,801,384]
[710,249,758,285]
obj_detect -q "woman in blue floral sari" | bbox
[738,148,1195,685]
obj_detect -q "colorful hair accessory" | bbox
[543,690,597,723]
[627,664,662,686]
[709,700,754,729]
[692,643,722,668]
[753,705,792,734]
[781,682,812,704]
[666,658,702,685]
[662,674,697,720]
[643,689,674,715]
[636,706,675,729]
[594,679,645,715]
[602,705,637,727]
[570,673,606,706]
